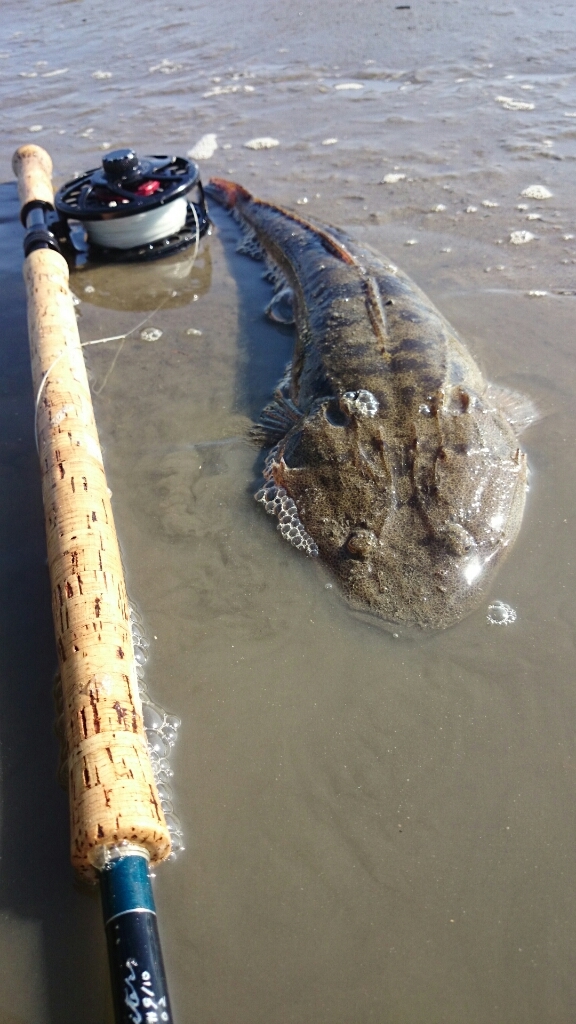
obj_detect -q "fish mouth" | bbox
[205,178,251,210]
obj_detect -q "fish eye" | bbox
[345,529,377,559]
[437,523,476,556]
[323,398,349,427]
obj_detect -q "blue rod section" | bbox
[99,851,174,1024]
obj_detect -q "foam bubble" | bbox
[188,133,218,160]
[130,604,183,855]
[521,185,553,199]
[487,600,517,625]
[342,389,379,418]
[244,137,279,150]
[495,96,535,111]
[509,231,535,245]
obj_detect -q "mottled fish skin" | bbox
[207,178,530,629]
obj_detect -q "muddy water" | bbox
[1,1,576,1021]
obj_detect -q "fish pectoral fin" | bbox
[485,383,540,433]
[265,286,295,325]
[252,391,303,445]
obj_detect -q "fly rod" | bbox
[12,143,175,1024]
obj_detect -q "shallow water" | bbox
[1,1,576,1021]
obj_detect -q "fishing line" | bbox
[33,300,168,451]
[33,201,201,446]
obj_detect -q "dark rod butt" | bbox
[99,848,174,1024]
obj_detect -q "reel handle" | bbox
[12,144,55,223]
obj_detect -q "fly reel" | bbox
[53,148,210,263]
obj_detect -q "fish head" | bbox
[269,389,528,628]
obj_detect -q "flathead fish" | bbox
[207,179,534,629]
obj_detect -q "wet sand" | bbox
[1,1,576,1021]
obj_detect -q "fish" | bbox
[206,178,534,629]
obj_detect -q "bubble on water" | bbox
[156,782,173,803]
[143,703,164,732]
[92,70,112,79]
[168,834,185,857]
[146,731,170,759]
[382,173,406,184]
[432,204,446,212]
[465,206,478,213]
[164,813,183,836]
[405,238,418,245]
[186,328,202,336]
[134,646,148,666]
[482,200,499,207]
[162,725,179,747]
[487,600,517,626]
[140,327,163,342]
[322,137,338,145]
[527,290,547,298]
[28,124,43,132]
[255,482,319,557]
[335,82,363,90]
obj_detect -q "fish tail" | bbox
[206,178,252,209]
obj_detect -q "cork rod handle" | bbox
[12,143,56,222]
[13,145,171,879]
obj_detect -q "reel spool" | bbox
[54,148,210,262]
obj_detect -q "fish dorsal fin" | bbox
[253,199,357,265]
[253,199,393,354]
